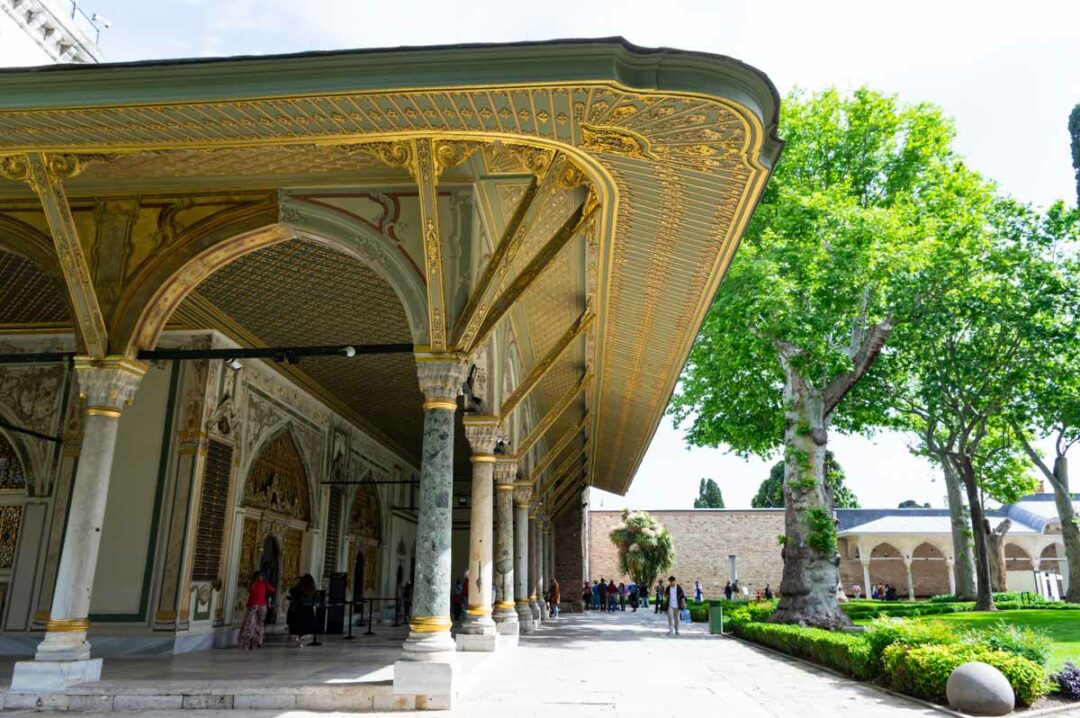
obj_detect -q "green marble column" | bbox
[401,357,466,661]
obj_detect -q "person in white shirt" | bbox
[665,576,686,637]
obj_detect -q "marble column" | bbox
[492,459,519,635]
[12,357,145,693]
[946,558,956,596]
[904,557,915,601]
[398,357,466,667]
[860,559,872,599]
[457,415,499,651]
[528,510,542,622]
[513,484,534,631]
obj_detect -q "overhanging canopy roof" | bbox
[0,38,780,499]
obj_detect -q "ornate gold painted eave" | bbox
[0,38,781,498]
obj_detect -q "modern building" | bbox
[0,38,781,704]
[0,0,101,67]
[587,494,1076,602]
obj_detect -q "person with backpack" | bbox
[664,576,687,637]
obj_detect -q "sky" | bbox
[83,0,1080,510]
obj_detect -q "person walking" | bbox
[694,580,703,603]
[286,573,317,647]
[608,583,619,612]
[582,581,592,611]
[654,580,664,614]
[598,579,608,612]
[239,570,275,650]
[764,584,774,600]
[549,578,561,618]
[591,580,600,610]
[665,576,686,637]
[618,582,627,611]
[629,582,639,611]
[451,579,464,622]
[724,580,733,601]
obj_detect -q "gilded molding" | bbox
[500,310,593,419]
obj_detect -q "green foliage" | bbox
[882,643,1049,705]
[607,509,674,592]
[898,499,930,508]
[732,621,875,680]
[970,621,1052,666]
[806,507,837,555]
[693,478,725,508]
[1070,103,1080,205]
[864,617,958,673]
[686,601,708,623]
[752,451,860,508]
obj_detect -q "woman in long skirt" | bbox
[239,570,275,649]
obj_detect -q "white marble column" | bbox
[861,559,872,599]
[492,460,519,636]
[513,484,534,632]
[12,357,145,693]
[396,357,466,695]
[904,557,915,601]
[457,416,499,651]
[946,558,956,596]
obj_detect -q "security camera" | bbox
[91,13,111,28]
[225,358,243,371]
[342,345,357,358]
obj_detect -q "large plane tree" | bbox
[671,88,992,628]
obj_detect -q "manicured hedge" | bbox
[842,599,1080,621]
[732,621,875,680]
[882,643,1050,705]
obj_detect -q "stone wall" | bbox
[553,492,585,611]
[588,509,785,600]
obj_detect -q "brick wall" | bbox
[554,491,585,611]
[588,509,785,600]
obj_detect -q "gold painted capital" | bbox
[75,355,147,411]
[409,615,452,633]
[470,455,496,463]
[465,606,493,616]
[494,601,516,610]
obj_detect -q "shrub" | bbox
[687,602,708,623]
[1052,662,1080,700]
[733,621,874,680]
[882,643,1050,705]
[864,618,958,672]
[970,621,1051,666]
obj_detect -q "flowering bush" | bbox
[607,509,674,591]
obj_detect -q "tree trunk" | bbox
[942,461,977,599]
[1047,455,1080,603]
[956,457,996,611]
[769,375,850,629]
[987,519,1011,592]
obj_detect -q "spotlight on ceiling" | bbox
[225,358,243,371]
[342,345,357,358]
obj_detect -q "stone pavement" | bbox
[7,609,1079,716]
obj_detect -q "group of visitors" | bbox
[238,570,319,650]
[583,578,644,611]
[871,582,899,601]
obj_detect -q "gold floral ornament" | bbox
[580,124,656,161]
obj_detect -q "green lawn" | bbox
[923,610,1080,670]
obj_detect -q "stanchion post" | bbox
[309,592,323,647]
[365,598,376,636]
[344,593,355,641]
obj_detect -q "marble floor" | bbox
[7,611,1080,716]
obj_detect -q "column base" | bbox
[459,611,497,636]
[456,631,514,652]
[393,656,458,700]
[401,628,457,663]
[494,611,520,636]
[11,658,102,694]
[529,599,542,622]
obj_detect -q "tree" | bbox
[1005,200,1080,602]
[608,509,674,593]
[752,451,860,508]
[1070,103,1080,205]
[671,88,980,628]
[898,500,930,508]
[883,198,1054,610]
[694,478,725,508]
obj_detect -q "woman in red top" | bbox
[239,570,275,649]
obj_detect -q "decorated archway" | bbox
[234,429,313,623]
[346,477,383,600]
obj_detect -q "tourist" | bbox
[853,584,862,600]
[582,581,592,611]
[598,579,608,612]
[665,576,686,637]
[608,583,619,612]
[724,581,733,601]
[732,579,741,597]
[764,584,773,600]
[549,578,561,618]
[286,573,317,647]
[629,582,639,611]
[885,584,898,601]
[592,580,600,610]
[618,582,627,611]
[694,579,703,603]
[238,570,275,650]
[655,580,664,614]
[451,579,464,621]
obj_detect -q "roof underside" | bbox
[0,38,780,498]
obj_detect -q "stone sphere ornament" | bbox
[946,662,1015,716]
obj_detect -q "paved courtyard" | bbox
[5,608,1044,716]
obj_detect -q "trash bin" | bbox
[709,603,725,635]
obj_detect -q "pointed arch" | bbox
[0,428,28,492]
[349,473,383,544]
[243,429,312,523]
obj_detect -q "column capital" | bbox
[74,355,147,413]
[463,414,500,456]
[415,354,467,407]
[494,458,518,486]
[513,482,532,507]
